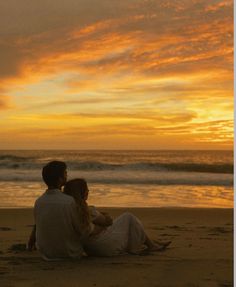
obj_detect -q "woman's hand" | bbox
[92,211,113,227]
[101,212,113,226]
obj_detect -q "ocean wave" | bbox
[0,159,233,174]
[0,169,232,186]
[0,155,32,161]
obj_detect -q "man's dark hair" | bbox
[42,161,67,187]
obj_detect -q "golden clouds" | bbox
[205,0,232,12]
[0,0,233,149]
[0,95,11,110]
[0,1,233,82]
[155,119,233,140]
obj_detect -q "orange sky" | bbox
[0,0,233,149]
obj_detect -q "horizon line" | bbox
[0,149,233,152]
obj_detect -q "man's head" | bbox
[42,161,67,188]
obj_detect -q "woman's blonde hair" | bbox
[63,178,90,229]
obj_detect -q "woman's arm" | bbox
[89,224,106,236]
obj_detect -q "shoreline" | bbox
[0,181,233,209]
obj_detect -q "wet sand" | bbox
[0,208,233,287]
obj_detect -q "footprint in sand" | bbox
[8,243,27,253]
[42,267,55,270]
[7,260,21,265]
[208,227,232,235]
[200,237,220,241]
[0,270,9,275]
[165,225,190,232]
[151,227,166,231]
[218,283,233,287]
[160,233,179,237]
[196,226,207,229]
[0,227,13,231]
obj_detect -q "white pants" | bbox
[84,212,147,256]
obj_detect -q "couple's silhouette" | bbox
[28,161,171,260]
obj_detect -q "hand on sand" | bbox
[27,237,37,251]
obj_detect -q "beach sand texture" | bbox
[0,208,233,287]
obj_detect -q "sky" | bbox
[0,0,233,150]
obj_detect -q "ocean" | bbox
[0,150,233,208]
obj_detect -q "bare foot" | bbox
[154,240,172,248]
[149,241,172,252]
[129,247,150,255]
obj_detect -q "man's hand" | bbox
[27,225,36,251]
[27,236,36,251]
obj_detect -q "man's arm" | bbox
[28,203,37,251]
[27,225,36,251]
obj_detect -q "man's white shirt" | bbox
[34,188,91,260]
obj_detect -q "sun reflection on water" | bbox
[0,182,233,208]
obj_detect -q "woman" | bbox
[63,178,171,257]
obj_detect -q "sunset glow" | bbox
[0,0,233,149]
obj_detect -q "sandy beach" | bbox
[0,207,233,287]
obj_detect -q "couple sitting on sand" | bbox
[28,161,171,260]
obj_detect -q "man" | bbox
[28,161,92,260]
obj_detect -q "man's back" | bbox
[34,188,84,260]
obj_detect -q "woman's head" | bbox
[63,178,89,202]
[63,178,90,228]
